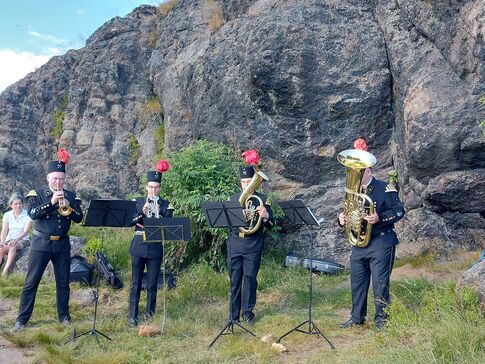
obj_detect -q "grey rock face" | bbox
[457,258,485,309]
[0,1,484,264]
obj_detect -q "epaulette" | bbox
[26,190,37,198]
[168,203,175,210]
[385,184,398,193]
[265,197,272,206]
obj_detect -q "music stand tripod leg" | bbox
[275,213,335,349]
[310,321,335,349]
[276,320,308,343]
[65,248,112,345]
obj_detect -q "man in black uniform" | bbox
[338,141,405,329]
[128,160,173,327]
[227,163,274,325]
[14,150,83,331]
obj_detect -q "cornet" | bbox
[146,197,160,218]
[55,187,73,217]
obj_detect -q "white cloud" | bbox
[75,9,87,15]
[28,30,70,46]
[0,49,59,93]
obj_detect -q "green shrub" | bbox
[82,236,104,262]
[51,94,68,140]
[161,140,241,270]
[154,124,165,158]
[128,132,140,166]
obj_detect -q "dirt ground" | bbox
[0,298,32,364]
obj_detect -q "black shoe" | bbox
[338,318,364,329]
[128,318,138,327]
[375,320,386,330]
[242,312,255,326]
[12,321,25,332]
[143,313,154,322]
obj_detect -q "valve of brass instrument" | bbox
[57,189,73,216]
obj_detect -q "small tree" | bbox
[161,140,241,270]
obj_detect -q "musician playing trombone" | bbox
[128,160,173,327]
[227,150,274,325]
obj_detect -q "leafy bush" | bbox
[161,140,241,270]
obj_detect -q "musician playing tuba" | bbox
[128,159,174,327]
[226,149,274,325]
[337,138,405,330]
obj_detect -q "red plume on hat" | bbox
[353,138,368,151]
[57,148,70,164]
[242,149,260,166]
[156,159,170,172]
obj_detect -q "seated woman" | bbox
[0,193,32,276]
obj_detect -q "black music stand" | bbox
[275,199,335,349]
[201,201,258,348]
[142,217,192,243]
[66,199,136,345]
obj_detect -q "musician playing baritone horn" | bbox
[128,160,174,327]
[337,138,405,330]
[14,149,83,331]
[227,150,274,325]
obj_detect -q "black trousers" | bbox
[129,256,162,319]
[350,246,396,324]
[229,251,262,321]
[17,250,71,324]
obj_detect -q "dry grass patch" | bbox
[159,0,180,17]
[205,0,225,33]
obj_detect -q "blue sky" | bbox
[0,0,160,92]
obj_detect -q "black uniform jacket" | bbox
[360,178,405,251]
[227,192,274,255]
[26,188,83,252]
[129,196,173,258]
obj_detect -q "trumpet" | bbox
[55,187,73,217]
[146,197,160,218]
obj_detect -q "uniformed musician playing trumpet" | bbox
[14,149,83,331]
[128,160,174,327]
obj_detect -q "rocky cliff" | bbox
[0,0,483,263]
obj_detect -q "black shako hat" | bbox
[47,148,69,173]
[147,170,162,183]
[239,166,255,179]
[147,160,170,183]
[47,161,66,173]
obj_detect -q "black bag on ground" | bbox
[141,271,176,290]
[70,255,94,286]
[95,251,123,289]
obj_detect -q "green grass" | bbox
[1,253,484,363]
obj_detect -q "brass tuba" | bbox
[238,171,270,237]
[55,188,73,217]
[337,149,377,248]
